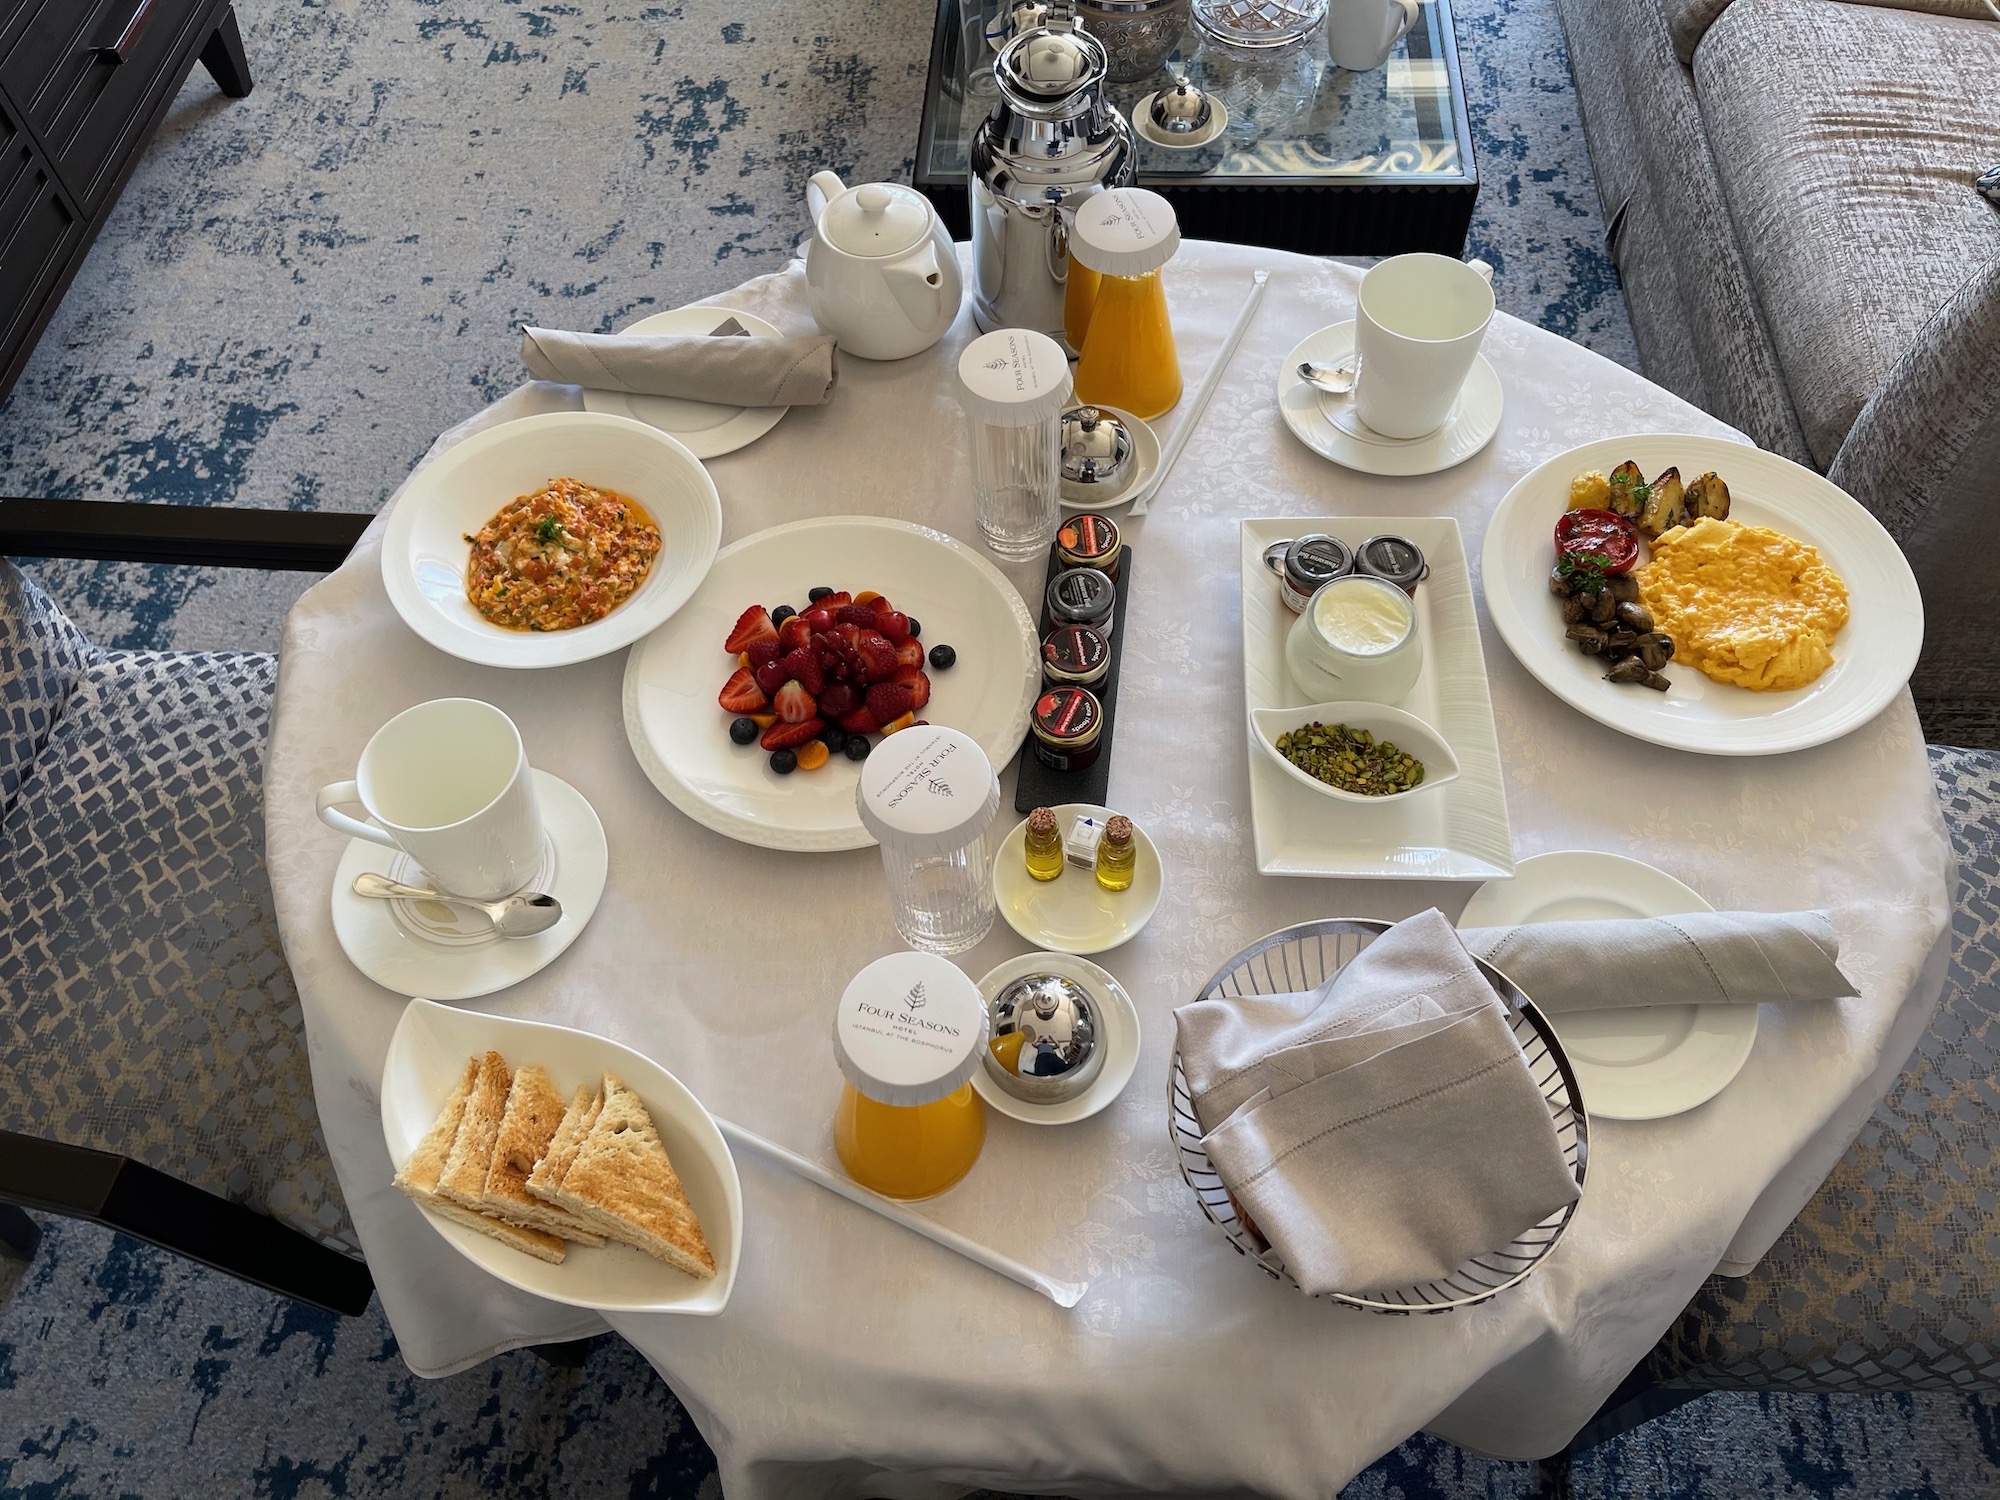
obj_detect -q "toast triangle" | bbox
[549,1072,716,1280]
[481,1064,607,1245]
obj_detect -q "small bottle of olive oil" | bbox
[1024,806,1066,882]
[1095,815,1136,892]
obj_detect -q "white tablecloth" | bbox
[264,242,1953,1499]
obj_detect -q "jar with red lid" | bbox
[1029,685,1104,773]
[1041,623,1110,689]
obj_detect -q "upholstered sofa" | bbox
[1552,0,2000,744]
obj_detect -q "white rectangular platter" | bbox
[1241,517,1515,880]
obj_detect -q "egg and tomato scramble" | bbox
[1637,517,1848,693]
[463,478,661,632]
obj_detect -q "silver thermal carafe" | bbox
[969,25,1137,340]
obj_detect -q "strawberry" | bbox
[724,606,778,654]
[817,680,861,716]
[773,679,817,724]
[894,640,925,668]
[777,615,812,652]
[817,590,853,609]
[891,665,931,710]
[743,638,783,671]
[718,668,767,714]
[835,604,878,628]
[754,658,791,697]
[779,647,824,694]
[803,607,835,633]
[761,717,824,751]
[856,631,900,682]
[833,622,863,650]
[866,681,915,724]
[839,706,880,735]
[873,609,910,641]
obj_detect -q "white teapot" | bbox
[804,172,962,361]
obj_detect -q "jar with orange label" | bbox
[832,951,990,1200]
[1071,188,1183,421]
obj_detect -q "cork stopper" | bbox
[1027,807,1059,838]
[1103,815,1133,847]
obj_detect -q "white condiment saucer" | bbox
[1457,850,1758,1121]
[1060,405,1160,512]
[971,951,1142,1126]
[330,769,607,1001]
[1276,321,1503,477]
[991,803,1165,954]
[580,304,787,459]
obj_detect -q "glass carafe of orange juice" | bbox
[1071,188,1183,420]
[832,951,989,1200]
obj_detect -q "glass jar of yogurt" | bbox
[1283,574,1424,703]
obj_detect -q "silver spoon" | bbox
[1298,359,1358,395]
[352,872,563,938]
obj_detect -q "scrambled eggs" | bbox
[1636,518,1848,692]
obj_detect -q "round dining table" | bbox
[263,241,1953,1500]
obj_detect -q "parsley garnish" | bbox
[536,516,563,543]
[1556,552,1611,590]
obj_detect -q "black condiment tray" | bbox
[1013,543,1133,814]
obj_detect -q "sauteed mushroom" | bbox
[1615,601,1655,634]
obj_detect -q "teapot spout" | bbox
[807,170,849,228]
[884,244,949,331]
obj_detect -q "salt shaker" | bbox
[956,328,1074,562]
[856,724,1002,954]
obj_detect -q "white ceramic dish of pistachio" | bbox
[1248,702,1461,805]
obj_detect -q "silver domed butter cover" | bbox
[1148,76,1213,135]
[1060,405,1134,489]
[986,972,1104,1103]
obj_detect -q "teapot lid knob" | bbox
[857,184,893,214]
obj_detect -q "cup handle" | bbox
[1386,0,1419,49]
[1468,257,1494,283]
[316,781,399,849]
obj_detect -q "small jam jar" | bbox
[832,951,989,1200]
[1041,622,1110,689]
[1354,533,1428,595]
[1030,685,1104,772]
[1056,511,1122,581]
[1047,566,1117,641]
[1265,533,1353,614]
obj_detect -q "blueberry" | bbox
[769,748,798,775]
[808,586,833,603]
[729,716,759,745]
[819,725,848,751]
[844,736,871,761]
[771,604,797,626]
[927,643,957,670]
[905,615,922,639]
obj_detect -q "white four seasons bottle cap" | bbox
[955,328,1074,428]
[1070,187,1181,278]
[833,951,990,1107]
[854,723,1001,858]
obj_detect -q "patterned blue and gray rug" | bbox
[2,2,1993,1497]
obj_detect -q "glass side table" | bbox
[915,0,1477,256]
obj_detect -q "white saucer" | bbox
[1061,405,1160,512]
[1277,321,1503,477]
[1457,850,1758,1121]
[331,769,608,1001]
[991,803,1165,954]
[580,304,786,460]
[971,951,1142,1126]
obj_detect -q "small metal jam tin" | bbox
[1354,533,1428,595]
[1030,685,1104,773]
[1041,622,1111,689]
[1263,533,1353,614]
[1047,566,1117,641]
[1056,511,1122,580]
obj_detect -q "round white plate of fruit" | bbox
[623,515,1041,851]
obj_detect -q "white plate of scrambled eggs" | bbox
[1482,434,1923,755]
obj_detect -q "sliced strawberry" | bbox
[866,681,915,724]
[891,665,931,710]
[833,622,863,651]
[754,658,791,697]
[835,604,878,628]
[873,609,910,641]
[779,647,824,694]
[761,717,824,751]
[773,679,817,724]
[724,606,778,654]
[818,590,853,610]
[894,640,925,668]
[743,638,783,671]
[803,607,835,633]
[856,631,901,682]
[718,668,768,714]
[818,680,861,716]
[839,706,880,735]
[777,615,813,652]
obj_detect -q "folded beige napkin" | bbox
[1176,910,1580,1295]
[1459,910,1851,1014]
[518,326,837,406]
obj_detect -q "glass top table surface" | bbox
[918,0,1474,186]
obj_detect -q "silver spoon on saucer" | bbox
[1298,360,1359,395]
[351,872,563,938]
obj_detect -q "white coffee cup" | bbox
[1284,575,1424,704]
[1326,0,1419,72]
[1352,253,1495,440]
[316,698,543,900]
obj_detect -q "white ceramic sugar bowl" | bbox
[804,171,964,361]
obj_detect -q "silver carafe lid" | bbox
[986,972,1104,1104]
[994,26,1111,116]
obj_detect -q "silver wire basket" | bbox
[1169,918,1590,1314]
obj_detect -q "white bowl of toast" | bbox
[382,998,740,1314]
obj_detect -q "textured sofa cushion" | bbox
[1694,0,2000,468]
[1668,0,2000,65]
[0,562,100,813]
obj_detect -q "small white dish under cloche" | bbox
[1248,702,1461,806]
[992,803,1164,955]
[1276,321,1502,477]
[331,769,607,1001]
[971,952,1141,1126]
[580,304,788,460]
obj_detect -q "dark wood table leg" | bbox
[200,5,252,98]
[0,1202,40,1262]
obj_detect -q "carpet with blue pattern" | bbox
[2,1,1995,1497]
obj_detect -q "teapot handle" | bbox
[807,170,847,228]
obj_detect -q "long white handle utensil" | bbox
[1130,269,1270,517]
[716,1118,1087,1308]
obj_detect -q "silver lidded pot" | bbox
[1060,405,1134,493]
[986,972,1104,1103]
[969,25,1137,339]
[1075,0,1192,83]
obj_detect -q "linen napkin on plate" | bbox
[1176,910,1581,1295]
[518,326,838,407]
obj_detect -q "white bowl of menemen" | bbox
[1248,702,1460,805]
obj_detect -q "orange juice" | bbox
[834,1081,987,1200]
[1074,268,1182,419]
[1064,259,1102,353]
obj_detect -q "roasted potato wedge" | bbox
[1685,471,1731,522]
[1637,466,1685,539]
[1606,460,1647,520]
